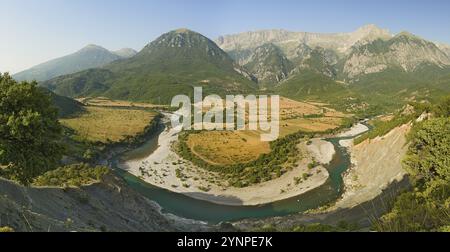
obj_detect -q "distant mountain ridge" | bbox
[38,25,450,112]
[113,48,138,58]
[42,29,256,104]
[13,45,137,82]
[341,32,450,81]
[216,25,450,85]
[216,24,393,57]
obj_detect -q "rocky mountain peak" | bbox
[291,43,313,62]
[343,31,450,80]
[354,24,391,37]
[142,28,225,57]
[243,43,293,85]
[131,28,256,83]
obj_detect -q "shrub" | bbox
[33,164,109,187]
[0,226,14,232]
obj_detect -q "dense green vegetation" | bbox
[276,50,450,116]
[0,226,14,232]
[0,73,64,185]
[374,97,450,231]
[33,164,109,187]
[253,221,360,232]
[274,70,356,110]
[354,114,414,145]
[177,122,352,187]
[178,130,309,187]
[42,88,85,118]
[0,73,141,187]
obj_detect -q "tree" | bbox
[403,117,450,182]
[434,95,450,118]
[0,73,63,185]
[375,117,450,231]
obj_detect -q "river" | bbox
[111,115,369,223]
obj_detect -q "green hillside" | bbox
[40,88,84,118]
[274,70,357,110]
[13,45,129,82]
[350,65,450,110]
[42,29,257,104]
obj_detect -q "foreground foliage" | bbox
[374,98,450,232]
[354,114,413,145]
[253,221,360,232]
[0,226,14,232]
[0,73,64,185]
[33,164,109,187]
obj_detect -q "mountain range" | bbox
[41,29,256,104]
[216,25,450,111]
[26,24,450,112]
[13,45,137,82]
[216,25,450,83]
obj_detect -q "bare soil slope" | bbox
[0,175,209,232]
[332,123,411,210]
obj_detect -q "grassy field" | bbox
[60,106,157,143]
[186,131,271,165]
[184,97,348,166]
[279,117,341,135]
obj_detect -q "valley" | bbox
[118,112,336,206]
[1,22,449,232]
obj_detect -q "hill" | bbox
[219,25,450,113]
[14,45,136,82]
[39,88,84,118]
[42,29,257,104]
[0,174,209,231]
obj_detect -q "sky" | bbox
[1,0,450,74]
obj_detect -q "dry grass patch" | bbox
[186,131,270,166]
[185,116,340,166]
[311,117,343,126]
[184,97,346,166]
[77,97,165,109]
[280,118,341,136]
[60,106,157,143]
[279,97,324,119]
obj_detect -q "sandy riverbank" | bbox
[306,138,335,164]
[117,113,340,206]
[337,123,369,138]
[118,129,330,206]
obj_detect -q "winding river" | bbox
[111,115,370,223]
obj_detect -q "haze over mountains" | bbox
[13,45,137,82]
[25,24,450,111]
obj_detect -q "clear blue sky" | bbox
[1,0,450,73]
